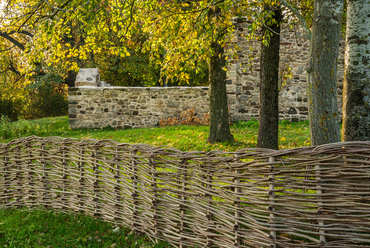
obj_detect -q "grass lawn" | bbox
[0,115,311,247]
[0,208,169,248]
[0,115,311,151]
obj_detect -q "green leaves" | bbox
[0,0,314,87]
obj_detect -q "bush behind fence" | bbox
[1,136,370,247]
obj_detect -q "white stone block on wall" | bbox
[75,68,100,86]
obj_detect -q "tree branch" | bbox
[7,63,21,75]
[0,32,25,50]
[123,0,135,36]
[17,30,34,38]
[0,45,16,52]
[44,0,90,12]
[280,0,311,41]
[6,30,34,38]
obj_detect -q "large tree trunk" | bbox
[307,0,343,145]
[257,3,282,150]
[343,0,370,141]
[208,39,234,143]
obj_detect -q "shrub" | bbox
[0,98,23,121]
[25,85,68,119]
[160,108,209,127]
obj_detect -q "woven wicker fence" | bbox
[1,136,370,247]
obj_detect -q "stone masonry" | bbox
[68,87,209,129]
[226,18,345,122]
[68,20,345,129]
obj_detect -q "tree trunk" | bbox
[343,0,370,141]
[64,70,77,87]
[257,4,282,150]
[208,39,234,143]
[307,0,343,145]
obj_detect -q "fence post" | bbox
[93,146,100,217]
[15,146,22,208]
[269,156,276,248]
[41,142,49,209]
[203,162,213,248]
[3,145,10,206]
[150,155,159,241]
[179,158,188,248]
[130,149,139,230]
[78,144,85,214]
[234,154,241,247]
[26,141,35,207]
[316,163,326,245]
[114,148,122,223]
[61,139,68,210]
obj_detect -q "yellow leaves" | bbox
[3,0,240,88]
[109,47,119,56]
[280,136,286,141]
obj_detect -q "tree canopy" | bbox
[3,0,364,145]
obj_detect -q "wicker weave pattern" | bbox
[1,136,370,247]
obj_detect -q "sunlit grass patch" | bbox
[0,116,311,151]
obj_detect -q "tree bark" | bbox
[208,39,234,143]
[343,0,370,141]
[257,4,282,150]
[307,0,343,145]
[64,70,77,87]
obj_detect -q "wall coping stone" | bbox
[73,86,209,90]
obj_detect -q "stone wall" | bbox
[226,19,345,122]
[68,87,209,129]
[68,20,346,129]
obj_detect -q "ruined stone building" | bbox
[68,20,345,129]
[225,18,345,122]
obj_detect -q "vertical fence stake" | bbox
[93,147,100,217]
[203,162,213,248]
[114,148,122,223]
[234,155,241,247]
[269,156,276,248]
[78,144,85,214]
[26,141,35,207]
[150,155,159,241]
[316,163,326,245]
[15,146,22,208]
[179,158,188,248]
[3,145,10,207]
[61,140,68,210]
[131,149,139,230]
[41,142,49,209]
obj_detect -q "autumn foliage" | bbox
[159,108,209,127]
